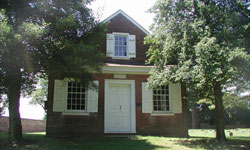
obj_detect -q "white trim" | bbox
[103,10,150,35]
[112,32,130,59]
[102,64,152,75]
[113,32,129,36]
[150,113,174,116]
[114,74,126,79]
[111,57,130,60]
[64,81,88,113]
[152,84,173,114]
[62,112,90,116]
[104,79,136,134]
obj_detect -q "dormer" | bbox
[103,10,149,65]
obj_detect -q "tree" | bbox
[0,0,105,143]
[0,5,37,143]
[145,0,250,141]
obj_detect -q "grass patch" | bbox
[0,129,249,150]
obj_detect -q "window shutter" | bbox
[53,80,67,112]
[128,34,136,58]
[142,82,153,113]
[106,33,114,57]
[87,81,99,112]
[171,83,182,113]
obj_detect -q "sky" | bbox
[89,0,156,31]
[2,0,156,120]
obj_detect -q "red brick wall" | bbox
[101,13,149,65]
[0,116,46,132]
[46,74,188,137]
[46,13,188,137]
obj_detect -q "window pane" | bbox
[119,49,122,56]
[77,99,80,105]
[114,35,127,57]
[67,82,86,111]
[153,85,170,112]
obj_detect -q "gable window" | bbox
[67,82,86,111]
[115,35,127,57]
[153,85,170,112]
[106,33,136,59]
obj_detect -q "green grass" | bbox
[0,129,249,150]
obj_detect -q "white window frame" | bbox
[65,81,88,113]
[152,85,172,114]
[113,32,130,59]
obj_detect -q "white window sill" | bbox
[62,112,89,116]
[112,56,131,60]
[151,113,174,116]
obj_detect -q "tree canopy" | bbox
[0,0,105,143]
[145,0,250,141]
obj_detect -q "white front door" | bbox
[105,80,136,133]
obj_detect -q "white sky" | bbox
[2,0,156,120]
[89,0,156,31]
[3,97,45,120]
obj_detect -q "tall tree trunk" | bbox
[7,69,22,144]
[213,82,226,141]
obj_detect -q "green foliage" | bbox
[30,78,48,112]
[0,0,106,142]
[193,93,250,125]
[146,0,250,90]
[0,10,11,47]
[31,0,106,86]
[223,93,250,125]
[146,0,250,141]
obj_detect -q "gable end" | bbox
[103,9,150,35]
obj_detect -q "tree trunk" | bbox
[7,70,23,144]
[213,82,226,141]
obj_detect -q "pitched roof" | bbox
[103,9,150,35]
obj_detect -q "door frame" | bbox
[104,79,136,133]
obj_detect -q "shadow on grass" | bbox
[0,133,166,150]
[173,137,250,150]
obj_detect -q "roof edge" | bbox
[103,9,150,35]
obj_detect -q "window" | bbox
[153,85,170,112]
[106,33,136,58]
[67,82,86,111]
[115,35,127,57]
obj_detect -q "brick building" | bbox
[46,10,188,137]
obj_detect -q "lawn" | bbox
[0,129,249,150]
